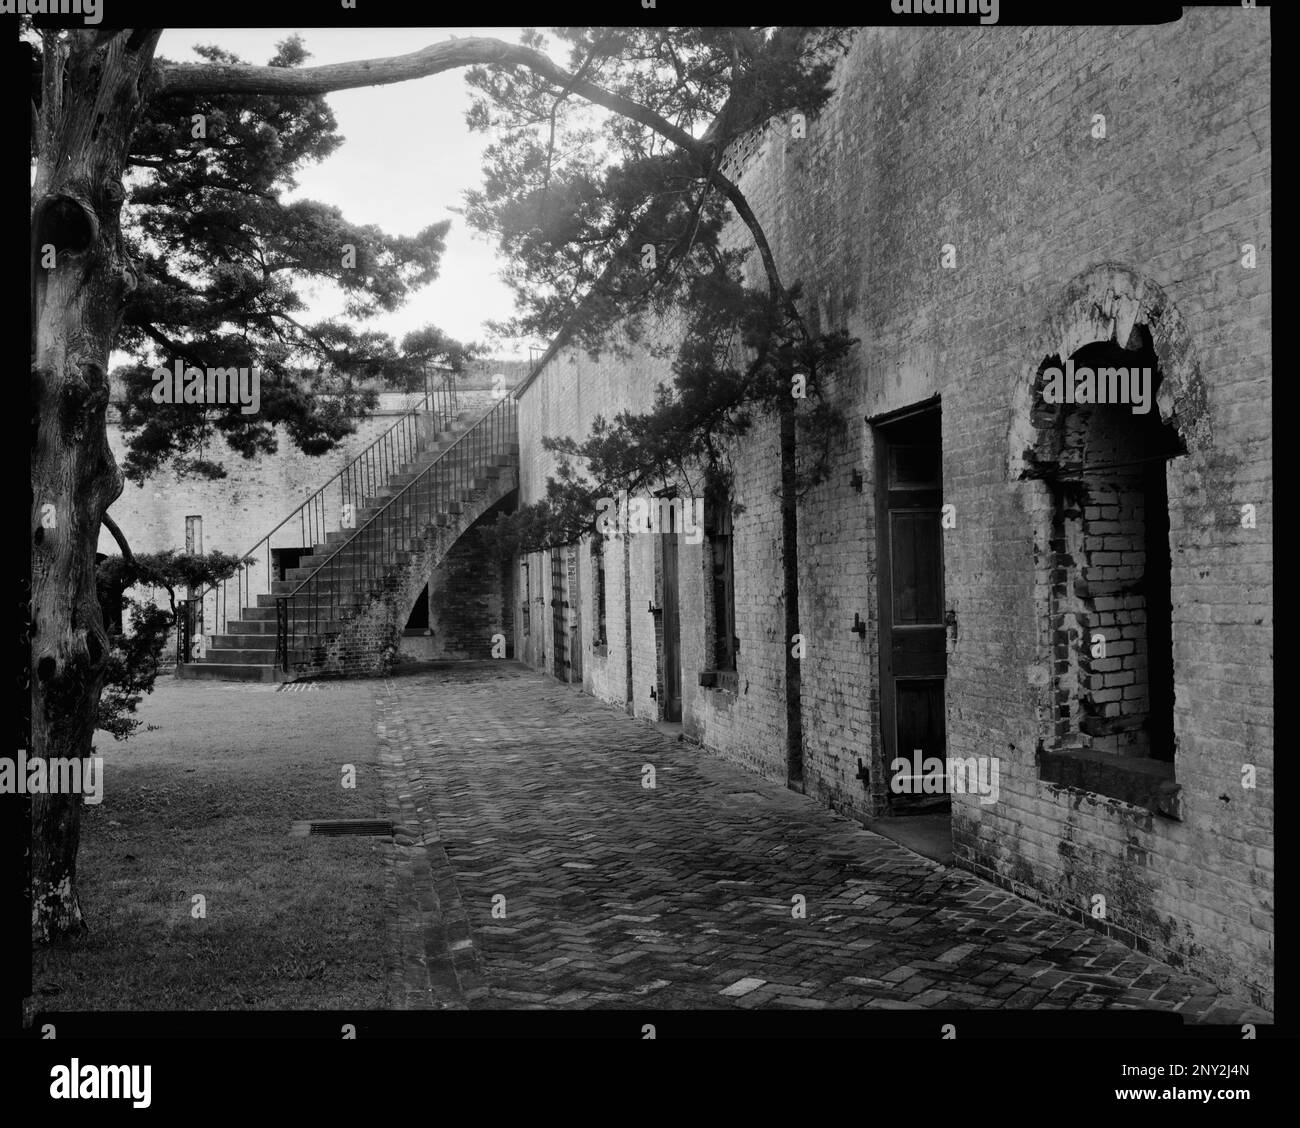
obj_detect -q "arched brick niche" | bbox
[1007,264,1209,815]
[1008,264,1209,481]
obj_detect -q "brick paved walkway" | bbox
[376,662,1270,1021]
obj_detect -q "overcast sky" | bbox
[156,26,535,360]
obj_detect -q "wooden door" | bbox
[551,547,568,681]
[569,543,583,683]
[874,406,947,810]
[661,505,682,722]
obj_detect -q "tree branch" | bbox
[539,36,609,215]
[138,321,215,371]
[99,514,178,616]
[154,32,814,369]
[153,37,708,160]
[101,513,133,561]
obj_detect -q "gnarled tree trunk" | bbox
[30,28,161,943]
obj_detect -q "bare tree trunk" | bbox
[30,29,161,943]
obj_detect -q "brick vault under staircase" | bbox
[177,387,518,682]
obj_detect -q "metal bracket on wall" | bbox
[850,612,867,638]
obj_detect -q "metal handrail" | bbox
[177,369,459,662]
[275,395,518,673]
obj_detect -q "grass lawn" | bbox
[31,675,393,1011]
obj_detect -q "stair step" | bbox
[210,633,280,648]
[298,540,428,565]
[237,608,345,626]
[273,570,416,592]
[220,621,340,639]
[195,646,279,663]
[256,501,485,589]
[277,574,375,587]
[367,487,472,506]
[218,619,277,634]
[255,595,371,611]
[177,662,289,683]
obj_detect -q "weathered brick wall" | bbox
[1049,399,1163,757]
[426,534,506,660]
[515,12,1271,1007]
[691,421,792,784]
[514,331,794,775]
[412,513,514,661]
[766,15,1269,1004]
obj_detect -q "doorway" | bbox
[660,501,682,722]
[551,547,568,681]
[873,403,948,817]
[404,583,429,632]
[568,542,583,683]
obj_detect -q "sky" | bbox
[154,26,536,360]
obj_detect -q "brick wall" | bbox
[514,13,1272,1007]
[420,520,512,660]
[1043,381,1172,758]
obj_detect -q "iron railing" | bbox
[275,395,518,673]
[177,371,459,663]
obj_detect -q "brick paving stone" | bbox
[375,663,1271,1022]
[719,977,766,997]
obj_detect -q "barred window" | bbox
[708,497,736,672]
[591,536,608,647]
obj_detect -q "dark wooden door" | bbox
[874,407,947,810]
[551,547,568,681]
[661,506,682,722]
[569,543,583,683]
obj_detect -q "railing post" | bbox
[276,596,289,673]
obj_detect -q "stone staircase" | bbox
[178,402,518,682]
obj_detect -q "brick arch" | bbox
[1007,263,1209,480]
[396,497,512,645]
[315,471,519,677]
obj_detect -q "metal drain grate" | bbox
[289,818,395,837]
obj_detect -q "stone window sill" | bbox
[699,669,738,694]
[1039,746,1181,820]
